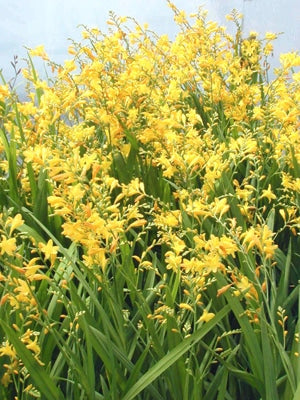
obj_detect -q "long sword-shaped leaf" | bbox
[261,308,279,400]
[123,305,230,400]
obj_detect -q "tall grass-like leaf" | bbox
[283,286,300,400]
[13,102,25,142]
[33,168,50,228]
[0,321,64,400]
[260,308,279,400]
[202,366,228,400]
[0,127,20,206]
[122,305,230,400]
[87,324,164,399]
[275,240,292,307]
[217,275,264,386]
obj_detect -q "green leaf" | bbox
[260,308,279,400]
[122,305,230,400]
[0,127,20,205]
[218,274,265,392]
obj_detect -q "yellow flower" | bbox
[265,32,277,41]
[241,227,262,253]
[211,198,230,217]
[261,225,278,259]
[0,84,10,101]
[0,236,17,255]
[0,341,16,358]
[198,309,215,323]
[38,239,59,265]
[165,251,182,272]
[179,303,194,312]
[174,10,187,25]
[29,45,49,60]
[25,336,41,355]
[154,210,181,227]
[233,276,258,300]
[259,184,276,203]
[5,213,24,236]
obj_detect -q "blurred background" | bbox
[0,0,299,91]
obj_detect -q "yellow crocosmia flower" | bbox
[165,251,182,272]
[0,341,16,358]
[181,257,201,274]
[126,219,147,231]
[217,284,233,297]
[265,32,277,41]
[23,257,43,277]
[211,198,230,217]
[29,45,49,60]
[234,276,258,300]
[1,370,13,387]
[241,227,262,253]
[225,14,234,21]
[69,184,85,202]
[171,235,186,255]
[154,210,181,228]
[63,59,77,73]
[279,209,286,223]
[261,225,278,259]
[81,30,90,39]
[185,199,210,218]
[252,106,264,120]
[68,45,76,55]
[0,84,10,101]
[38,239,59,265]
[0,236,17,255]
[205,235,238,258]
[25,337,41,355]
[5,213,24,236]
[179,303,194,312]
[198,309,215,323]
[280,52,300,70]
[84,247,107,271]
[203,253,224,274]
[259,184,276,203]
[12,279,36,308]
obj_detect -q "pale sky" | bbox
[0,0,299,86]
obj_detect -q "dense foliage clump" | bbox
[0,2,299,399]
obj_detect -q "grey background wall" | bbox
[0,0,299,89]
